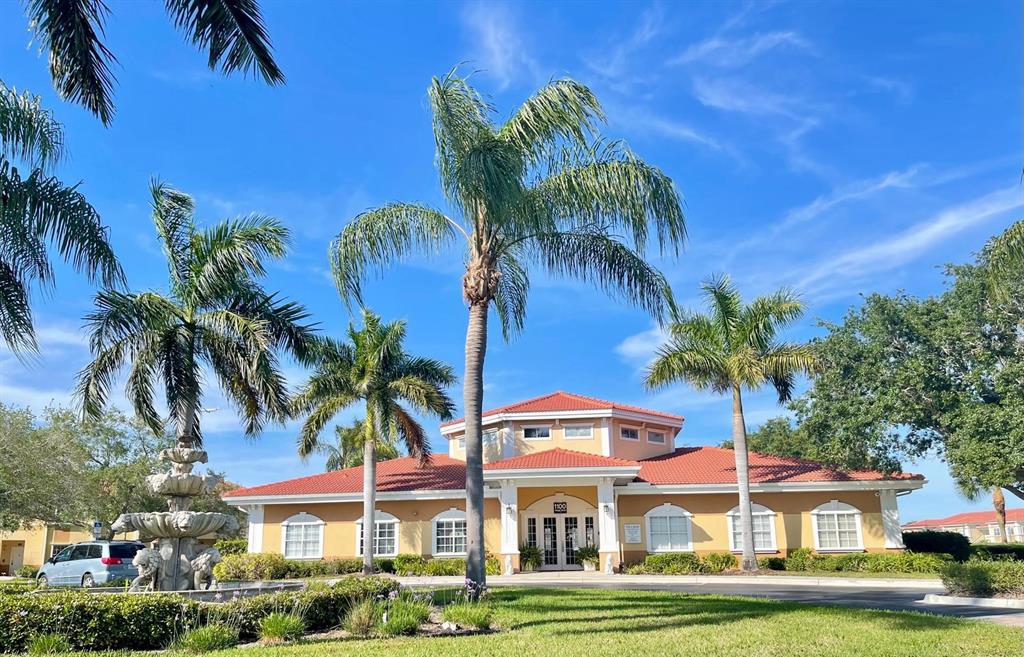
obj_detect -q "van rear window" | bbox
[109,544,142,559]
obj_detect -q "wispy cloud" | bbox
[693,76,814,120]
[671,31,811,68]
[585,4,666,82]
[796,186,1024,293]
[460,3,540,91]
[780,166,923,229]
[606,103,739,160]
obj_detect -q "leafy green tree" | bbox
[319,419,400,471]
[76,181,314,452]
[330,70,685,589]
[645,276,816,571]
[989,218,1023,290]
[0,83,122,353]
[21,0,284,125]
[292,309,456,574]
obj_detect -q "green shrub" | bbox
[26,633,70,655]
[213,538,249,556]
[780,550,950,574]
[636,552,704,574]
[702,552,739,573]
[971,543,1024,562]
[902,531,972,561]
[14,566,38,579]
[518,544,541,571]
[376,558,395,574]
[0,575,399,652]
[212,553,368,581]
[442,602,492,629]
[378,599,429,636]
[259,612,305,642]
[759,556,786,570]
[576,546,600,565]
[344,599,378,637]
[941,560,1024,597]
[784,547,815,571]
[176,623,239,653]
[0,580,38,596]
[393,554,428,574]
[389,553,501,576]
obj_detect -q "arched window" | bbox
[281,512,324,559]
[811,501,863,552]
[355,511,400,558]
[727,504,777,552]
[432,508,468,557]
[644,503,692,552]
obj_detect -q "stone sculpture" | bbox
[191,547,221,590]
[129,548,161,592]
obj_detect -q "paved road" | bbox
[394,574,1024,627]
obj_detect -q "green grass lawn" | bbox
[101,588,1019,657]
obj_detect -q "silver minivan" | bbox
[37,541,144,587]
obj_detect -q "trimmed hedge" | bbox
[390,554,501,576]
[970,544,1024,562]
[902,531,972,562]
[0,575,398,653]
[941,560,1024,597]
[213,538,249,556]
[213,553,366,581]
[0,581,38,596]
[625,552,738,574]
[762,547,950,574]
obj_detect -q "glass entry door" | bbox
[534,515,597,570]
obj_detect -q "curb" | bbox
[393,574,944,590]
[922,594,1024,609]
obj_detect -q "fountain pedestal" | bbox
[112,447,239,591]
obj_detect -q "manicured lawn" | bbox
[105,588,1019,657]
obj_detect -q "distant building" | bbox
[903,509,1024,543]
[0,524,97,575]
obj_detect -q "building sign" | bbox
[624,523,642,544]
[553,502,567,514]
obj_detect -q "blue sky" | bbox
[0,1,1020,522]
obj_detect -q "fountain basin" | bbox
[112,511,239,538]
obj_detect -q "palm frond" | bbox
[493,249,530,340]
[499,79,603,164]
[531,230,671,320]
[389,375,456,420]
[701,274,743,340]
[26,0,117,125]
[645,337,728,392]
[165,0,284,85]
[191,214,289,303]
[988,219,1024,292]
[390,403,430,464]
[150,180,196,294]
[329,202,456,305]
[741,288,805,351]
[427,68,493,203]
[0,84,64,170]
[0,261,36,353]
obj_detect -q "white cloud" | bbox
[780,165,923,229]
[614,324,666,370]
[460,3,540,91]
[671,31,811,68]
[693,76,811,120]
[606,103,735,157]
[585,4,666,82]
[796,186,1024,293]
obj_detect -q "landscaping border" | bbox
[922,594,1024,610]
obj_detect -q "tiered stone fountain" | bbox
[112,446,239,591]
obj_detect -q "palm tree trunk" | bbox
[362,439,377,575]
[463,300,488,598]
[732,386,758,571]
[994,487,1007,544]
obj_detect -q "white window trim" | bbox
[726,503,778,553]
[456,436,465,449]
[646,429,667,444]
[522,424,552,441]
[355,510,400,558]
[810,500,864,552]
[644,503,693,553]
[620,425,641,442]
[563,423,594,440]
[281,512,325,560]
[431,507,468,557]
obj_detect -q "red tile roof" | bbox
[223,455,466,497]
[440,391,684,428]
[225,446,918,499]
[636,446,923,485]
[483,448,639,471]
[904,508,1024,529]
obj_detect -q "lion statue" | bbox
[191,547,221,590]
[129,548,161,592]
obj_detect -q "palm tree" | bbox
[645,275,816,571]
[319,418,400,471]
[988,219,1023,292]
[76,180,314,453]
[292,309,456,575]
[1,83,122,354]
[330,70,685,590]
[22,0,284,125]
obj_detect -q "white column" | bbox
[502,421,515,459]
[246,504,265,553]
[879,489,904,549]
[597,479,619,573]
[601,418,613,457]
[499,482,519,574]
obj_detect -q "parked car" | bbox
[37,541,145,587]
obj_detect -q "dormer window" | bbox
[523,426,551,440]
[620,427,640,441]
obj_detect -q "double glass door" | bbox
[532,515,596,570]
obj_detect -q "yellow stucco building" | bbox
[225,391,924,572]
[0,525,97,575]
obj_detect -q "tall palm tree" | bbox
[292,309,456,575]
[330,70,685,590]
[22,0,284,125]
[645,276,816,571]
[319,418,400,471]
[76,180,314,453]
[1,83,122,354]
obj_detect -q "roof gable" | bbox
[484,448,639,471]
[441,390,684,428]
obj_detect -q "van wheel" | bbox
[81,573,95,588]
